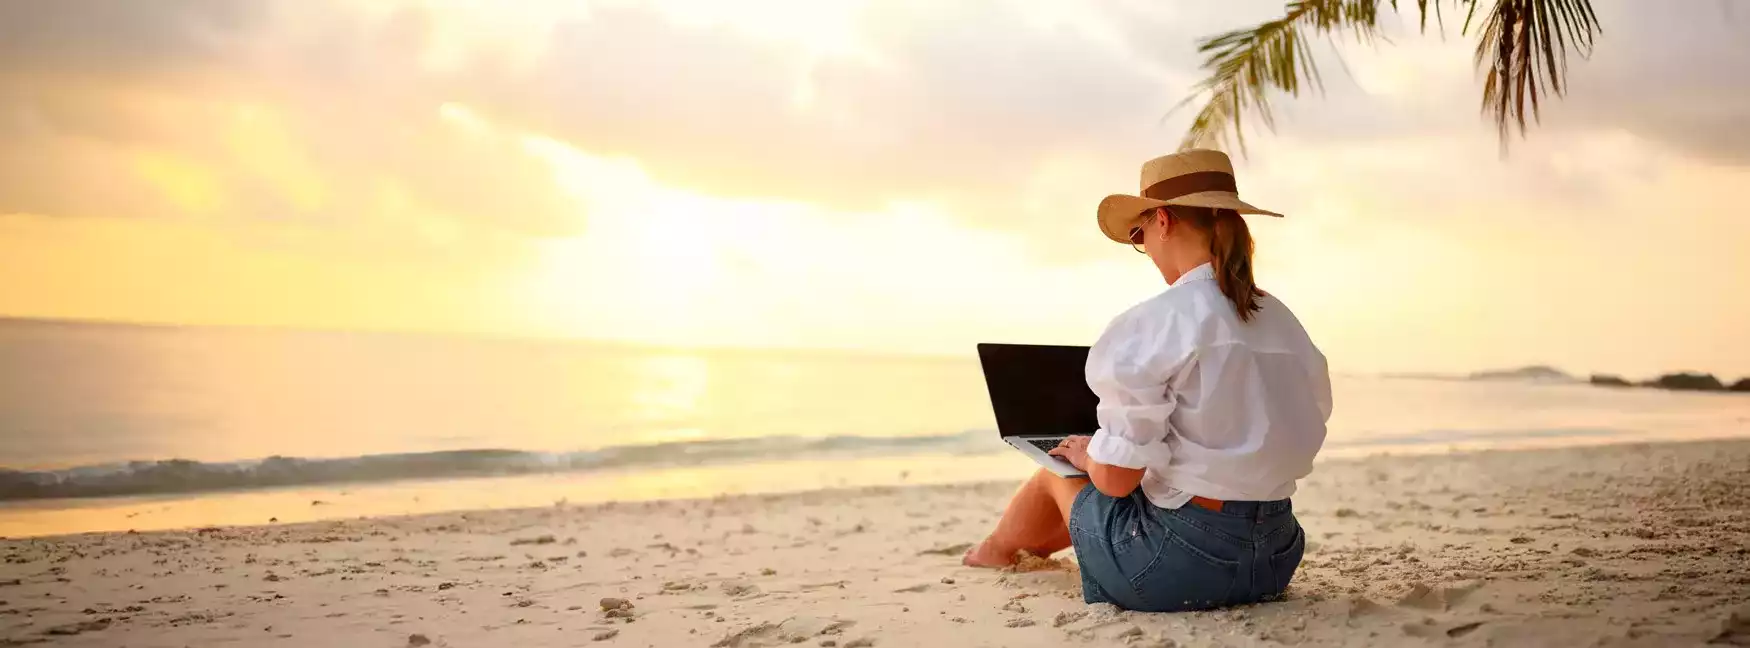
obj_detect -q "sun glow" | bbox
[423,101,1143,350]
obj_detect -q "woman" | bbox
[963,149,1332,613]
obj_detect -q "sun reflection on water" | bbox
[627,352,712,444]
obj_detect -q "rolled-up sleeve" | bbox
[1084,312,1191,470]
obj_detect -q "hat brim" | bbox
[1096,191,1283,244]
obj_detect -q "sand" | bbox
[3,438,1749,647]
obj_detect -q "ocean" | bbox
[1,318,1745,537]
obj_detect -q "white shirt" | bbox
[1084,263,1332,509]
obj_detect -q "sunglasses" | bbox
[1126,211,1158,254]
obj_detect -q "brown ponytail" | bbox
[1168,206,1264,322]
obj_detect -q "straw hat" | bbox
[1096,149,1282,244]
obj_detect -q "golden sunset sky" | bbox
[1,0,1747,377]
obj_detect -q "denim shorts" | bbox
[1067,484,1305,612]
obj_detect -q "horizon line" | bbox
[2,314,1741,380]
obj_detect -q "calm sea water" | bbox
[1,318,1745,536]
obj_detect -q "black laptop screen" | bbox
[976,343,1101,438]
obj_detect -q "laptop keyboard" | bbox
[1025,437,1066,453]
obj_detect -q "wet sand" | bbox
[3,438,1748,647]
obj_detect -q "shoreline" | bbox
[3,437,1748,646]
[6,432,1750,540]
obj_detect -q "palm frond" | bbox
[1175,0,1385,153]
[1179,0,1601,155]
[1472,0,1600,145]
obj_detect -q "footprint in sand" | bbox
[1395,581,1482,611]
[1346,595,1385,619]
[710,617,855,647]
[721,580,761,598]
[1711,603,1750,645]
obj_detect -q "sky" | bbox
[1,0,1747,378]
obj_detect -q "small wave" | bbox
[0,430,997,501]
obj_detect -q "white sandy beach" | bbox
[3,438,1748,647]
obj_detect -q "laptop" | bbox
[975,343,1099,478]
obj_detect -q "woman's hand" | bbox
[1047,436,1092,472]
[1050,436,1144,496]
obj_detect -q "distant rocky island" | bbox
[1458,366,1749,394]
[1588,372,1750,393]
[1467,365,1574,382]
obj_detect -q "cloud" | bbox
[0,0,1294,244]
[1559,0,1750,164]
[0,0,586,246]
[0,0,1742,257]
[451,0,1222,216]
[0,0,268,79]
[1,0,1748,375]
[1234,0,1750,163]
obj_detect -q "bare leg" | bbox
[963,468,1090,568]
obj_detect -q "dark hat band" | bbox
[1142,171,1237,201]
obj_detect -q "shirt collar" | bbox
[1170,262,1217,288]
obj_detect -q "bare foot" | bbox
[961,538,1014,569]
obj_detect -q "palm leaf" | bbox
[1179,0,1600,154]
[1474,0,1600,145]
[1175,0,1384,153]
